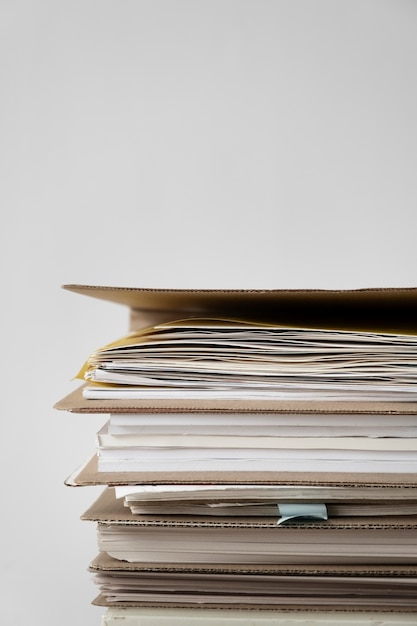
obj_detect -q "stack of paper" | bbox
[93,415,417,473]
[55,284,417,625]
[80,320,417,402]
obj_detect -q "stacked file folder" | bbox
[55,284,417,625]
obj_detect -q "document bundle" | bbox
[55,285,417,625]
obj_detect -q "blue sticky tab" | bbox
[277,503,328,526]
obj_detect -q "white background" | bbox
[1,1,417,624]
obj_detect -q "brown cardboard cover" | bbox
[89,553,417,612]
[62,284,417,333]
[89,550,417,576]
[55,384,417,414]
[91,594,417,612]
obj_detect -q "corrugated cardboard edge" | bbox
[90,554,417,613]
[89,551,417,576]
[91,594,417,613]
[54,385,417,414]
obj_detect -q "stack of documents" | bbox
[55,284,417,624]
[92,412,417,473]
[80,320,417,402]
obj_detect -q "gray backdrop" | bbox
[1,1,417,624]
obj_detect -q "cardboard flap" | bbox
[62,284,417,333]
[89,551,417,576]
[91,593,417,612]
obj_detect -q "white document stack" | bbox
[56,284,417,626]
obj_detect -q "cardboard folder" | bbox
[90,549,417,612]
[55,284,417,414]
[79,484,417,613]
[84,490,417,610]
